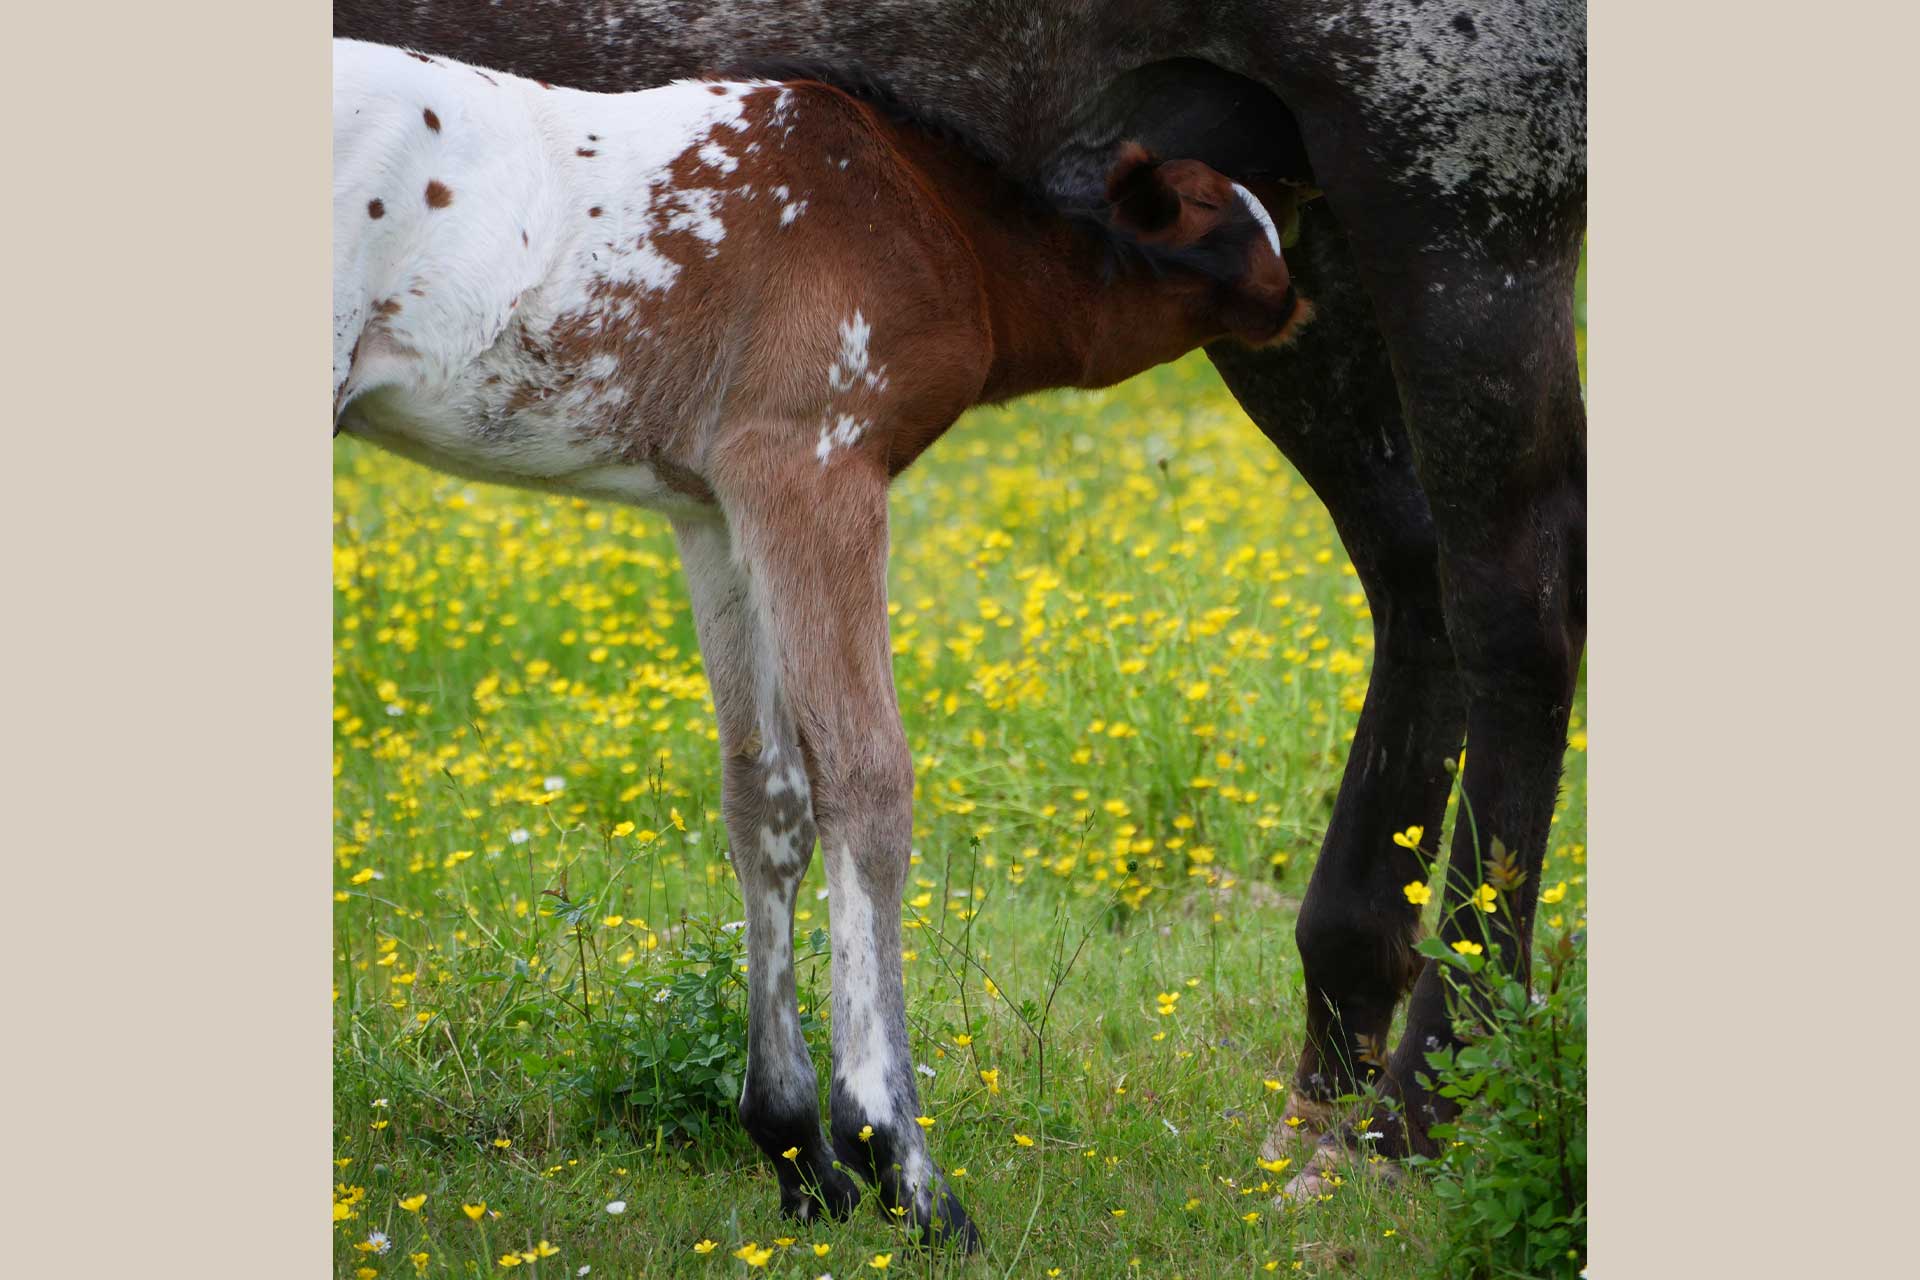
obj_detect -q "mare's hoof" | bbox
[1273,1136,1404,1208]
[1261,1091,1339,1160]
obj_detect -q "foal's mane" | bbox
[724,58,1269,289]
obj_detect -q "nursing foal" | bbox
[333,37,1307,1247]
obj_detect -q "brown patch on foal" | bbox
[537,83,988,478]
[422,107,441,132]
[366,198,385,220]
[424,180,453,209]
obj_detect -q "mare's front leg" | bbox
[673,516,860,1223]
[1208,201,1467,1152]
[718,441,978,1251]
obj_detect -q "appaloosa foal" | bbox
[333,38,1305,1245]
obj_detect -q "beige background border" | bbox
[9,3,1909,1274]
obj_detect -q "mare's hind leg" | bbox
[673,516,861,1223]
[1206,200,1467,1151]
[716,446,977,1251]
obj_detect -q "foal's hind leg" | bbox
[1206,201,1467,1150]
[717,450,977,1251]
[674,517,861,1223]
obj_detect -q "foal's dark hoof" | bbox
[912,1191,980,1254]
[861,1158,980,1252]
[780,1159,862,1222]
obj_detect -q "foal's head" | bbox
[1101,142,1310,352]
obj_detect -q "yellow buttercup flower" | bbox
[915,1114,936,1129]
[870,1254,893,1270]
[1391,826,1424,850]
[1541,880,1568,904]
[398,1194,426,1212]
[692,1239,718,1254]
[1470,883,1498,913]
[1452,940,1484,956]
[1403,880,1432,906]
[462,1203,487,1221]
[1014,1132,1035,1147]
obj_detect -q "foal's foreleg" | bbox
[722,459,978,1251]
[674,518,859,1223]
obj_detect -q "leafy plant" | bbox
[579,919,828,1146]
[1411,927,1587,1278]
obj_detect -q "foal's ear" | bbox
[1106,144,1238,246]
[1105,142,1183,236]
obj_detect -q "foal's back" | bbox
[332,40,987,510]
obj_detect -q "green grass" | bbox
[334,320,1588,1278]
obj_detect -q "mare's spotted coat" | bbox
[333,37,1304,1245]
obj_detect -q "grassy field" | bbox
[333,296,1588,1277]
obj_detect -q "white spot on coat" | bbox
[815,413,869,465]
[827,311,873,392]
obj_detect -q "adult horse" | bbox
[333,0,1586,1245]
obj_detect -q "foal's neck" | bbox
[877,122,1205,405]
